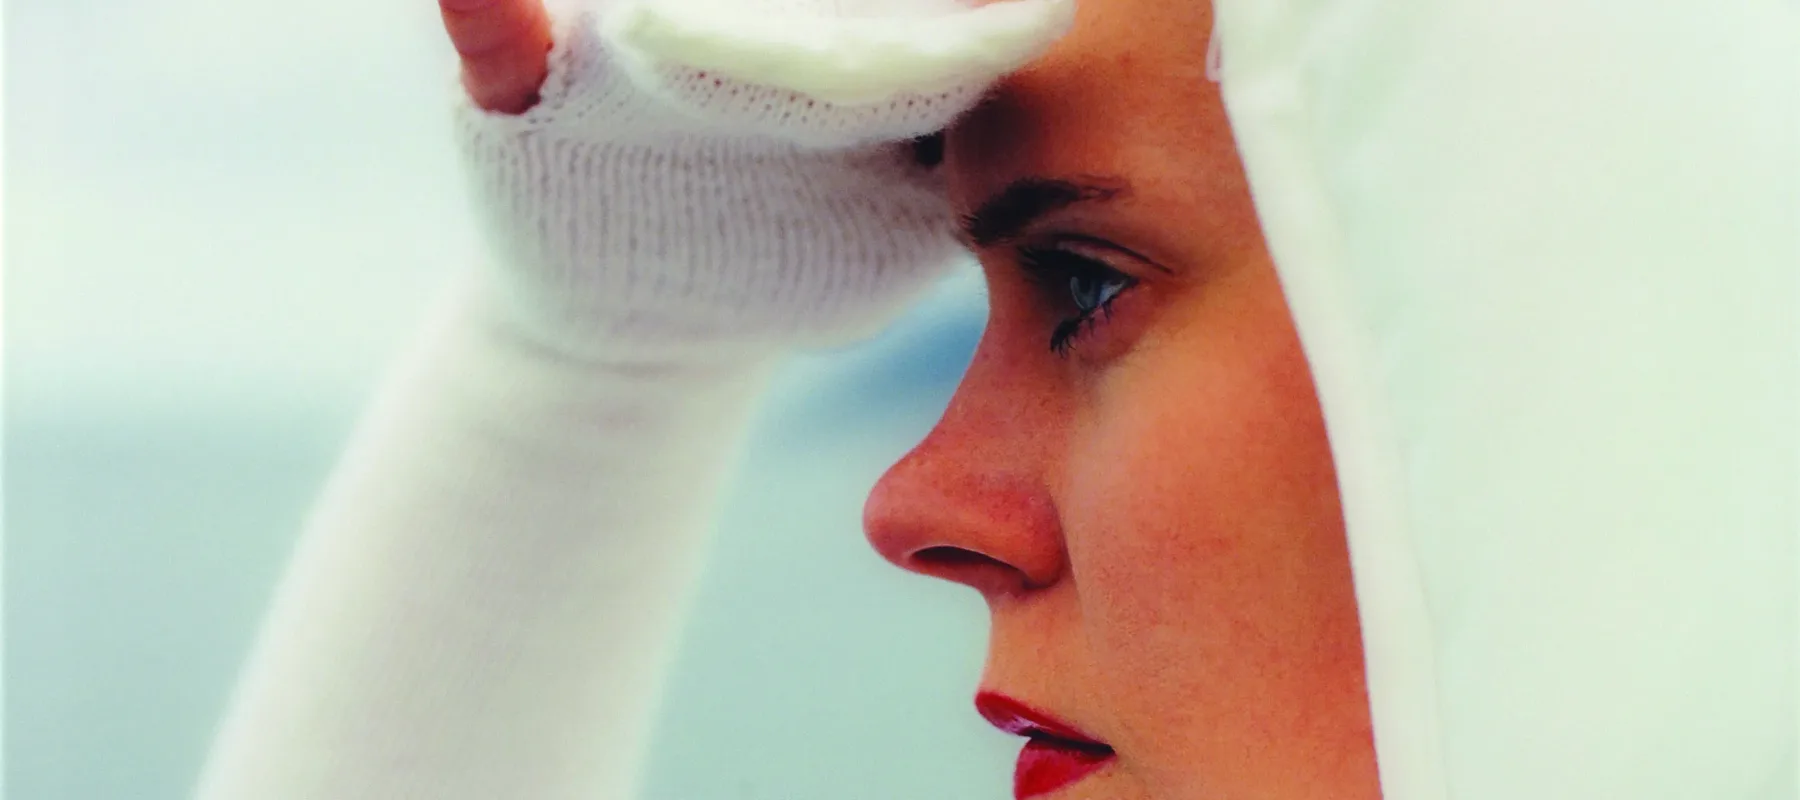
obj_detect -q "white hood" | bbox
[1215,2,1798,797]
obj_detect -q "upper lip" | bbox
[975,691,1115,753]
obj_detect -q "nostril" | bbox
[909,546,1033,596]
[913,545,994,566]
[911,545,1011,575]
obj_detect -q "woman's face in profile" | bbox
[863,1,1384,798]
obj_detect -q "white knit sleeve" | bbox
[192,3,1078,795]
[192,274,779,800]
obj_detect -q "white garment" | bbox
[195,0,1800,798]
[192,2,1072,799]
[1218,1,1798,797]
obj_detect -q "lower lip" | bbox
[1014,738,1115,799]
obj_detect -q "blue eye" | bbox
[1069,271,1128,313]
[1017,245,1138,356]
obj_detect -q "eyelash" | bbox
[1016,244,1140,357]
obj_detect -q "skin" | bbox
[444,0,1382,796]
[440,0,552,115]
[865,2,1382,797]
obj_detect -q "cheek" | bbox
[1062,266,1339,627]
[1059,326,1326,663]
[1053,267,1356,759]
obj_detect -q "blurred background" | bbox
[5,1,1016,797]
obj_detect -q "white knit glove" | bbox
[449,0,1076,360]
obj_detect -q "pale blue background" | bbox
[5,1,1019,797]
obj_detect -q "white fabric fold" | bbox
[1217,1,1799,797]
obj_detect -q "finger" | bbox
[458,47,551,115]
[440,0,554,114]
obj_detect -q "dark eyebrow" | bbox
[960,177,1129,248]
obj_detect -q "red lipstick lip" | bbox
[976,691,1115,800]
[974,691,1112,749]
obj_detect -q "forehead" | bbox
[945,0,1243,216]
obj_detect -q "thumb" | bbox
[440,0,555,114]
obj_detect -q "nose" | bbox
[862,351,1067,599]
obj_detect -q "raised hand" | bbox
[440,0,1077,356]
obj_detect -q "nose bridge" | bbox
[862,334,1066,593]
[928,334,1041,459]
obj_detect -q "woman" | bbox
[194,0,1796,798]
